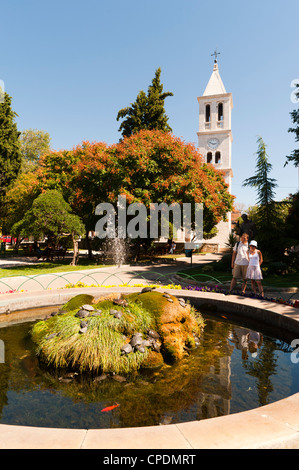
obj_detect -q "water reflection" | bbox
[0,311,297,429]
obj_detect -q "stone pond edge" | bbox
[1,286,299,449]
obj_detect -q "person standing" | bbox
[229,232,249,294]
[246,240,264,297]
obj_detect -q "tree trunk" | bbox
[70,234,79,266]
[13,236,25,254]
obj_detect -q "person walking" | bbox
[229,232,249,294]
[246,240,264,297]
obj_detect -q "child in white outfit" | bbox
[246,240,264,297]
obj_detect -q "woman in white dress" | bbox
[246,240,264,297]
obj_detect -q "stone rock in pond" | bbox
[92,309,102,316]
[112,374,126,382]
[113,298,128,307]
[147,329,160,339]
[79,326,88,334]
[46,333,58,340]
[75,309,90,319]
[109,309,119,316]
[141,287,154,293]
[121,343,133,355]
[130,334,143,347]
[81,304,95,311]
[64,372,78,379]
[114,311,123,319]
[94,374,107,382]
[151,340,160,353]
[80,321,88,328]
[135,344,145,353]
[58,377,72,383]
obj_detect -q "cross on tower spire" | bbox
[211,49,220,63]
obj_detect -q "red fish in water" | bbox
[101,402,120,412]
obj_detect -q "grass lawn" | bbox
[177,266,299,289]
[0,259,108,278]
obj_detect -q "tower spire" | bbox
[211,49,220,63]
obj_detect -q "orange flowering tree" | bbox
[38,142,114,256]
[108,130,234,237]
[37,130,234,253]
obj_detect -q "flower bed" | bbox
[182,284,299,308]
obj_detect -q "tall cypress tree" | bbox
[117,68,173,139]
[285,84,299,167]
[0,92,22,207]
[243,137,285,259]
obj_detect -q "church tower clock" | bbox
[197,52,233,248]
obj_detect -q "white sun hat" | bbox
[249,240,257,247]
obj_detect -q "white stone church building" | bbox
[170,55,233,252]
[197,55,233,251]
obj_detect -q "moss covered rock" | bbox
[126,291,203,362]
[62,294,94,312]
[31,290,204,374]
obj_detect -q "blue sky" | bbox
[1,0,298,208]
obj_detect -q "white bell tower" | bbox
[197,52,233,249]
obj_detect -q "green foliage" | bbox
[242,137,285,259]
[62,294,95,312]
[1,172,40,234]
[225,231,238,251]
[31,297,154,374]
[19,128,51,173]
[117,68,173,138]
[243,137,277,210]
[285,84,299,168]
[11,189,85,244]
[31,292,204,374]
[262,261,288,277]
[283,191,299,248]
[109,130,234,237]
[0,92,22,206]
[38,143,110,236]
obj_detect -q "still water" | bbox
[0,309,298,429]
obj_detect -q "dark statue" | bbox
[235,214,257,242]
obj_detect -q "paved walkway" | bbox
[1,253,297,302]
[0,255,299,449]
[0,254,222,292]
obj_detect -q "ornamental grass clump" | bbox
[31,291,204,375]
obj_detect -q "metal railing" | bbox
[0,269,297,304]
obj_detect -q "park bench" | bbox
[41,249,68,261]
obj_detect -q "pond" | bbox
[0,307,298,429]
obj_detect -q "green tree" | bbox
[116,68,173,139]
[0,92,22,209]
[19,129,51,173]
[2,172,40,251]
[37,132,233,261]
[38,142,111,259]
[12,190,85,265]
[243,137,284,259]
[284,191,299,249]
[285,84,299,167]
[108,130,234,239]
